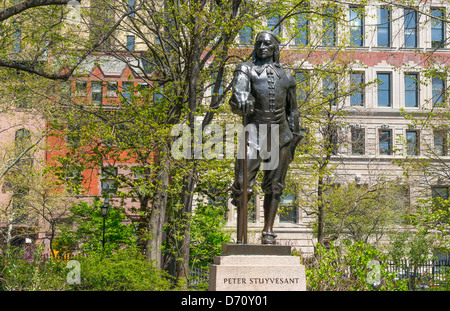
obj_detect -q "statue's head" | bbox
[253,31,281,64]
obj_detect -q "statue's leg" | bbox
[261,145,291,244]
[231,150,261,244]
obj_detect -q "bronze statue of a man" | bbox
[229,30,301,245]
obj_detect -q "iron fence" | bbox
[385,259,450,290]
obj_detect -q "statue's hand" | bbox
[241,100,254,115]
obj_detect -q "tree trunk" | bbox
[317,175,325,246]
[176,170,196,282]
[146,154,170,268]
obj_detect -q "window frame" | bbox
[432,76,445,107]
[126,35,136,51]
[432,186,449,200]
[279,193,298,224]
[106,81,118,97]
[75,81,87,96]
[12,22,21,53]
[239,26,253,45]
[295,70,309,102]
[431,7,445,48]
[434,130,448,156]
[323,7,337,47]
[91,81,103,104]
[379,128,392,155]
[377,72,391,107]
[323,76,338,106]
[267,15,281,36]
[295,12,309,45]
[121,81,134,101]
[406,129,419,156]
[349,6,364,47]
[405,73,419,108]
[351,127,365,155]
[350,72,365,106]
[404,9,418,48]
[101,166,118,195]
[377,7,391,47]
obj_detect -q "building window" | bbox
[404,9,417,47]
[61,81,71,101]
[295,13,309,45]
[432,77,445,107]
[329,125,338,155]
[267,15,281,36]
[406,130,419,156]
[379,129,392,155]
[67,122,81,147]
[16,86,31,108]
[323,8,336,47]
[12,185,29,223]
[431,8,445,48]
[138,82,149,96]
[432,186,449,200]
[153,85,164,103]
[12,22,21,53]
[349,7,364,47]
[127,0,135,17]
[377,7,391,47]
[295,70,309,102]
[377,73,391,107]
[323,77,337,105]
[15,128,31,154]
[15,128,32,167]
[405,73,418,108]
[350,72,364,106]
[126,35,135,51]
[106,81,118,97]
[91,82,103,104]
[101,167,118,194]
[75,81,87,96]
[434,130,447,156]
[122,82,134,101]
[351,127,365,155]
[239,26,253,45]
[65,168,82,194]
[279,193,297,223]
[141,58,154,74]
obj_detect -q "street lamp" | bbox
[101,197,109,250]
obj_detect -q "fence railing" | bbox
[188,267,210,288]
[385,259,450,290]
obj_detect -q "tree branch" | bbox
[0,0,70,22]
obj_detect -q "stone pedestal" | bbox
[209,243,306,291]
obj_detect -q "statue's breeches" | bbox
[231,143,291,205]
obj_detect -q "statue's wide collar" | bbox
[253,63,282,78]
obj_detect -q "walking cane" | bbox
[242,110,248,245]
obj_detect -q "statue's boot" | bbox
[262,194,280,244]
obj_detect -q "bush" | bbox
[0,246,67,291]
[302,241,408,291]
[68,248,180,291]
[0,246,182,291]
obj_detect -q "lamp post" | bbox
[100,197,109,251]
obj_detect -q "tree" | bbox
[47,0,271,281]
[320,180,411,243]
[55,198,136,255]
